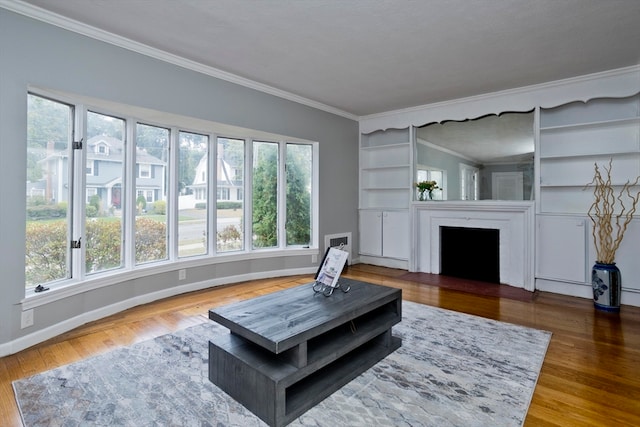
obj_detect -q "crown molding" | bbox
[359,65,640,133]
[360,65,640,123]
[0,0,358,121]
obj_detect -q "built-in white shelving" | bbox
[360,128,411,210]
[359,127,411,268]
[538,94,640,214]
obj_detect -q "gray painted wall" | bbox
[0,10,358,351]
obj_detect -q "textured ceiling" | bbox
[7,0,640,117]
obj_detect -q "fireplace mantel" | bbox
[410,201,535,291]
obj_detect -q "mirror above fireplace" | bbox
[415,111,534,201]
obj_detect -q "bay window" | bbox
[25,90,317,293]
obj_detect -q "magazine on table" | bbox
[315,246,349,288]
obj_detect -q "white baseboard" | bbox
[358,255,408,270]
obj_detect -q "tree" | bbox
[87,111,124,140]
[252,143,278,247]
[27,94,70,183]
[251,142,312,248]
[136,123,169,161]
[286,145,311,246]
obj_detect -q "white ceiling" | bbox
[7,0,640,118]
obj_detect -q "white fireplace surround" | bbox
[411,201,535,291]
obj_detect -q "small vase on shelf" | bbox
[415,180,440,202]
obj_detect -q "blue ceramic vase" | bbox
[591,262,621,312]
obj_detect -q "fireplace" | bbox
[440,226,500,283]
[411,201,535,290]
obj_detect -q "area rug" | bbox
[13,301,551,427]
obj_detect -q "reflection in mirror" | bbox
[415,111,534,201]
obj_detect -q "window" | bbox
[85,111,126,274]
[217,137,244,253]
[217,188,230,200]
[24,90,317,293]
[135,123,169,265]
[86,187,97,203]
[286,143,312,246]
[138,163,151,178]
[25,94,72,289]
[252,141,279,249]
[178,131,208,258]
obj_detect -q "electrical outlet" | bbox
[312,254,318,263]
[21,309,34,329]
[178,269,186,280]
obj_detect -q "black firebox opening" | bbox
[440,226,500,283]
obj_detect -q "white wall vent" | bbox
[324,232,352,264]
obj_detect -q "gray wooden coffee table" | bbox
[208,278,402,427]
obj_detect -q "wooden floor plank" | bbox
[1,264,639,426]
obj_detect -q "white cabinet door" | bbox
[536,216,587,283]
[382,210,409,260]
[360,210,383,256]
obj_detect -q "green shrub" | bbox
[195,202,207,209]
[25,221,67,286]
[85,220,123,272]
[151,200,166,215]
[135,217,167,263]
[26,204,67,220]
[27,196,47,206]
[217,224,241,243]
[89,194,101,213]
[136,195,147,213]
[25,217,167,285]
[85,205,98,218]
[217,201,242,210]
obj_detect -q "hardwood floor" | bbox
[2,264,639,426]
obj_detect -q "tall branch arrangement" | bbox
[585,159,640,264]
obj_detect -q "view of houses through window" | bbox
[25,92,316,291]
[178,131,209,257]
[85,111,125,275]
[216,137,244,253]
